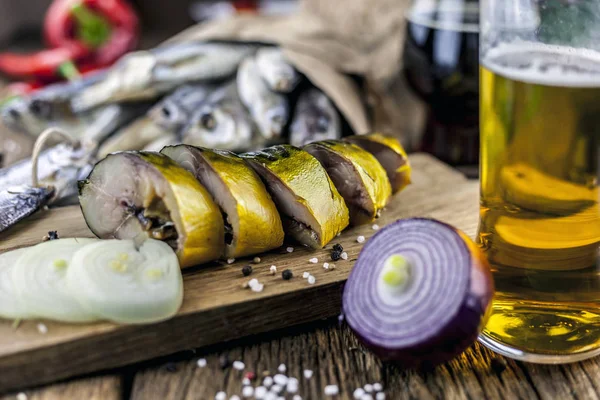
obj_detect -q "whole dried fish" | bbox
[72,42,257,112]
[181,81,263,152]
[237,56,290,140]
[289,88,341,147]
[0,186,54,233]
[255,47,301,93]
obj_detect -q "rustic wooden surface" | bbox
[0,153,598,399]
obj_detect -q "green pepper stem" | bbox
[70,2,112,48]
[57,61,81,81]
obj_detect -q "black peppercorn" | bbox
[332,243,343,252]
[219,354,230,369]
[242,265,253,276]
[331,250,342,261]
[282,269,293,280]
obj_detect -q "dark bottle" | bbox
[402,0,480,167]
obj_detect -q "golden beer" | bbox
[478,43,600,359]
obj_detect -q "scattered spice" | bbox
[287,378,299,393]
[233,361,245,371]
[219,354,230,369]
[303,369,313,379]
[37,323,48,334]
[254,386,267,398]
[262,370,271,377]
[376,393,386,400]
[302,271,310,279]
[242,265,253,277]
[242,386,254,398]
[353,388,365,399]
[230,395,241,400]
[251,283,264,293]
[333,243,343,252]
[341,252,349,260]
[274,373,288,385]
[215,391,226,400]
[270,265,277,275]
[197,358,207,368]
[307,275,316,285]
[331,250,342,261]
[330,263,336,270]
[372,224,380,231]
[244,371,256,381]
[293,396,302,400]
[43,230,59,241]
[373,383,383,391]
[286,246,294,253]
[271,384,283,393]
[357,235,365,243]
[253,257,261,264]
[324,385,339,396]
[227,258,236,264]
[323,262,330,270]
[309,257,318,264]
[364,384,374,393]
[282,269,293,280]
[242,377,251,386]
[263,376,274,388]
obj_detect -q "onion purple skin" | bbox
[343,218,495,369]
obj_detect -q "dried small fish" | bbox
[237,56,289,140]
[255,47,301,93]
[289,88,341,147]
[0,186,54,233]
[181,82,263,152]
[148,84,215,133]
[72,42,257,112]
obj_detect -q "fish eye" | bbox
[6,107,21,120]
[316,115,330,133]
[161,106,172,118]
[29,100,52,119]
[199,113,216,131]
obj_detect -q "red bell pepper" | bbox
[0,44,88,80]
[44,0,139,67]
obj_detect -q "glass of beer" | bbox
[402,0,480,167]
[478,0,600,362]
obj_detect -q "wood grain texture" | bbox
[0,154,479,393]
[128,320,600,400]
[1,376,121,400]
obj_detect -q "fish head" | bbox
[149,99,188,132]
[1,98,38,135]
[290,102,339,147]
[183,105,253,151]
[260,104,289,140]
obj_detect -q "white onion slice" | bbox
[66,239,183,324]
[0,248,30,319]
[12,238,100,322]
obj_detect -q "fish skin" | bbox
[289,88,341,147]
[72,42,257,112]
[237,56,290,140]
[0,185,54,233]
[255,47,301,93]
[181,81,264,152]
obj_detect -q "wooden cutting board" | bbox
[0,153,480,393]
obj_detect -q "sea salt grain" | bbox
[273,373,288,385]
[227,258,236,264]
[286,247,294,253]
[270,265,277,275]
[215,391,226,400]
[197,358,207,368]
[376,393,386,400]
[233,361,245,370]
[242,378,251,386]
[340,252,348,260]
[361,395,374,400]
[242,386,254,398]
[364,384,374,393]
[357,235,365,243]
[353,388,365,399]
[263,376,273,387]
[253,257,261,263]
[248,278,259,287]
[293,396,302,400]
[307,275,316,285]
[270,384,283,393]
[254,386,267,398]
[323,262,329,270]
[372,224,380,231]
[230,396,241,400]
[373,383,383,391]
[16,393,27,400]
[309,257,318,264]
[251,283,265,293]
[37,323,48,334]
[303,369,313,379]
[302,271,310,279]
[278,363,287,373]
[324,385,339,396]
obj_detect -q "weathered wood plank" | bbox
[0,154,478,393]
[1,376,121,400]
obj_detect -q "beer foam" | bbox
[482,42,600,87]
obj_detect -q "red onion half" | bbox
[343,218,494,368]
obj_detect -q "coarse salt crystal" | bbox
[323,262,329,270]
[361,395,374,400]
[270,384,283,393]
[324,385,339,396]
[242,386,254,398]
[16,393,27,400]
[254,386,267,398]
[263,376,273,387]
[373,383,383,391]
[197,358,207,368]
[233,361,245,370]
[286,384,298,393]
[376,393,386,400]
[270,265,277,274]
[357,235,365,243]
[227,258,236,264]
[293,396,302,400]
[242,378,251,386]
[340,252,348,260]
[215,391,226,400]
[251,283,264,293]
[336,232,341,237]
[230,396,241,400]
[372,224,380,230]
[364,384,374,393]
[253,257,261,263]
[353,388,365,399]
[307,275,316,285]
[278,363,286,372]
[303,369,313,379]
[273,374,288,385]
[248,278,259,287]
[302,272,310,279]
[287,377,299,386]
[309,257,318,264]
[37,323,48,334]
[286,247,294,253]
